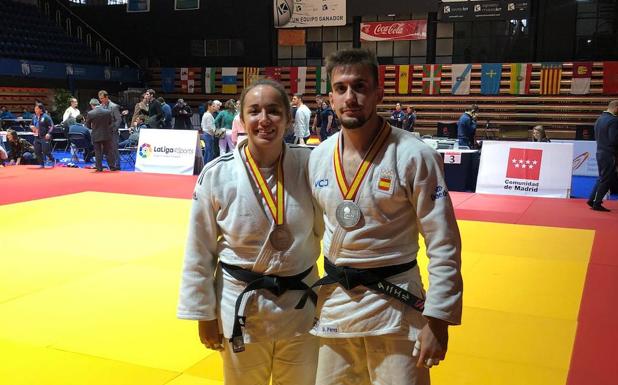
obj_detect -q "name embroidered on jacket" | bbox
[314,178,329,188]
[431,185,449,201]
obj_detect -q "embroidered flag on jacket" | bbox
[602,61,618,94]
[451,64,472,95]
[315,66,330,94]
[480,63,502,95]
[160,68,175,93]
[180,67,196,94]
[570,62,592,95]
[540,63,563,95]
[377,169,394,194]
[509,63,531,95]
[203,67,216,94]
[221,67,238,94]
[396,65,411,94]
[506,148,543,180]
[422,64,442,95]
[243,67,260,90]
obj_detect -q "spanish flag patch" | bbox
[376,169,394,194]
[378,178,391,191]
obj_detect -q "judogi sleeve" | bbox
[408,147,463,325]
[177,170,220,320]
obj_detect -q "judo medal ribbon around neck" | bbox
[334,121,391,229]
[244,145,293,251]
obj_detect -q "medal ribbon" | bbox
[244,146,284,225]
[334,121,391,200]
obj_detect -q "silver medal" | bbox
[269,225,293,251]
[335,200,362,229]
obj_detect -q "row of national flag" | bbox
[159,62,618,95]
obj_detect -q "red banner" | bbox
[360,20,427,41]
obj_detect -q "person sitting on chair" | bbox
[531,125,550,142]
[119,117,146,148]
[5,129,36,165]
[69,115,94,162]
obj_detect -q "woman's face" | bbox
[533,129,541,139]
[34,105,42,115]
[242,85,288,148]
[7,132,16,142]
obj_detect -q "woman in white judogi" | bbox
[177,79,322,385]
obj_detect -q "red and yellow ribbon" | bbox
[334,122,391,200]
[244,146,285,225]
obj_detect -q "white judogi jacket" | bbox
[178,141,323,343]
[308,124,463,340]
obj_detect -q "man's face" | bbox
[291,96,300,107]
[99,94,109,105]
[406,107,412,114]
[329,64,383,130]
[395,103,401,111]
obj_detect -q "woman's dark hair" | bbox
[6,129,17,142]
[239,79,291,125]
[34,101,46,113]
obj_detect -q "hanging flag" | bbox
[161,68,175,93]
[180,67,197,93]
[395,65,411,94]
[451,64,472,95]
[480,63,502,95]
[378,65,386,90]
[264,67,282,82]
[203,67,216,94]
[221,67,238,94]
[289,67,299,94]
[509,63,531,95]
[243,67,260,89]
[297,66,307,94]
[540,63,563,95]
[422,64,442,95]
[570,62,592,95]
[602,61,618,94]
[315,66,329,94]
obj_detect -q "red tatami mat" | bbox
[0,166,197,205]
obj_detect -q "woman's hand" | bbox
[198,320,224,351]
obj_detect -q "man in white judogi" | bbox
[308,48,463,385]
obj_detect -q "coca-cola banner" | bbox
[360,20,428,42]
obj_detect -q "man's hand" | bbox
[413,317,449,368]
[198,320,223,351]
[45,133,51,140]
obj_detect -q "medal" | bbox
[269,224,293,251]
[244,145,294,250]
[335,200,362,229]
[333,121,391,229]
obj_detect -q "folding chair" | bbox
[51,125,70,151]
[119,145,137,167]
[68,132,91,162]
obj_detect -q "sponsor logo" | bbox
[431,185,449,201]
[139,143,153,158]
[139,143,194,159]
[572,152,590,171]
[314,178,329,188]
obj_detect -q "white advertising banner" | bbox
[135,129,197,175]
[476,141,574,198]
[553,140,598,177]
[274,0,346,28]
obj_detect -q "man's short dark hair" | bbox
[146,89,156,96]
[469,104,479,113]
[326,48,379,87]
[206,100,213,107]
[157,97,165,104]
[75,114,84,123]
[294,93,303,101]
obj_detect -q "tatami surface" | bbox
[0,167,615,385]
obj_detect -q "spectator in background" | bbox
[0,106,16,120]
[214,99,236,154]
[99,90,122,170]
[132,93,149,127]
[159,97,173,129]
[587,100,618,212]
[62,97,80,127]
[231,113,246,147]
[390,102,405,129]
[319,100,335,142]
[21,107,33,120]
[404,106,416,132]
[457,104,479,148]
[292,94,311,145]
[212,100,222,120]
[30,101,55,168]
[173,98,193,130]
[68,114,94,162]
[119,116,146,148]
[531,125,550,142]
[312,94,324,135]
[145,89,164,128]
[6,129,35,165]
[86,98,116,172]
[200,101,217,163]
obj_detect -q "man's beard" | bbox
[340,116,366,129]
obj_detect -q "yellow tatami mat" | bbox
[0,192,594,385]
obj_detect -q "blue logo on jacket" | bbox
[315,179,329,188]
[431,185,448,201]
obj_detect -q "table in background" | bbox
[437,149,480,192]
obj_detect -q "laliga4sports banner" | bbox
[476,141,574,198]
[135,129,198,175]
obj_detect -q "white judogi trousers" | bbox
[220,333,319,385]
[316,335,430,385]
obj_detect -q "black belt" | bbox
[296,258,424,313]
[220,262,317,353]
